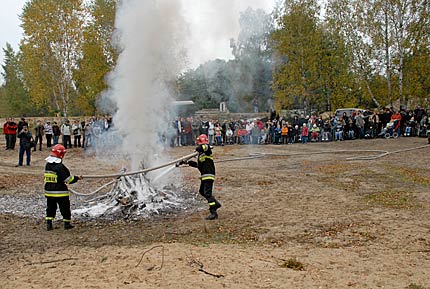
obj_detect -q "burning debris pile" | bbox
[73,153,198,220]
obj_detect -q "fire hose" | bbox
[80,152,198,179]
[69,152,198,196]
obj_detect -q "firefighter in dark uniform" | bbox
[179,134,222,220]
[44,144,82,230]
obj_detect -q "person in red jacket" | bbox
[390,110,402,135]
[3,118,9,150]
[7,118,18,150]
[301,123,309,144]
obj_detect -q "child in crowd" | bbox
[301,123,309,144]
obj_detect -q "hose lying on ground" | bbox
[216,144,430,163]
[70,144,430,196]
[346,144,430,160]
[215,149,389,163]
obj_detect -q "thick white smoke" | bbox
[104,0,187,170]
[102,0,275,170]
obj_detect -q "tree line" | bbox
[1,0,429,117]
[1,0,117,117]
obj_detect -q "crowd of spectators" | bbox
[3,115,113,152]
[3,106,430,154]
[171,106,430,147]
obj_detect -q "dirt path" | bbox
[0,137,429,288]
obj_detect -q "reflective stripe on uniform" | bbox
[45,217,54,220]
[44,172,58,183]
[201,174,215,180]
[208,202,216,206]
[63,219,71,222]
[202,144,208,151]
[199,155,213,162]
[44,191,70,197]
[65,175,75,184]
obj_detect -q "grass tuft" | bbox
[280,258,305,271]
[365,190,418,209]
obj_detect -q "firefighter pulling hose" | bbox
[44,144,82,230]
[176,134,222,220]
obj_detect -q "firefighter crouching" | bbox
[44,144,82,230]
[178,134,222,220]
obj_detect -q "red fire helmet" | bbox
[51,144,67,159]
[196,134,209,145]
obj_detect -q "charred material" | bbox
[73,173,198,220]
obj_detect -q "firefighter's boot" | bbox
[206,209,218,220]
[206,200,222,220]
[64,222,74,230]
[46,220,53,231]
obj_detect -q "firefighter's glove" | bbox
[176,160,188,167]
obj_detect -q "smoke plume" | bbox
[101,0,274,168]
[103,0,187,170]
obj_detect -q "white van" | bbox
[335,108,370,118]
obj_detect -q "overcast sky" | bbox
[0,0,26,72]
[0,0,276,81]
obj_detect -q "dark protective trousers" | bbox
[46,196,71,222]
[199,180,219,212]
[199,180,215,203]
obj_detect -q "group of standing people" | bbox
[172,106,430,147]
[4,117,33,166]
[3,116,113,166]
[172,116,231,147]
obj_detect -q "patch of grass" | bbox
[256,180,274,186]
[395,167,430,186]
[365,190,418,209]
[406,283,425,289]
[191,224,267,245]
[280,258,305,271]
[358,231,377,241]
[316,163,348,174]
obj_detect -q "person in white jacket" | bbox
[72,120,82,148]
[60,120,72,149]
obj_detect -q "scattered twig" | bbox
[198,267,225,278]
[186,253,224,278]
[165,230,192,235]
[25,257,78,266]
[135,245,164,270]
[416,250,430,253]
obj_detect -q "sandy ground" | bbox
[0,136,429,289]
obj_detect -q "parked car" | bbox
[335,108,371,118]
